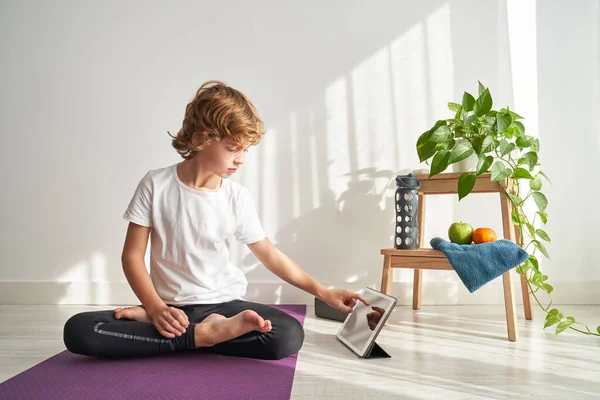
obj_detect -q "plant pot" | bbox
[452,155,478,173]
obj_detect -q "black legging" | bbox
[63,299,304,360]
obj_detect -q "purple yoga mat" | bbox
[0,304,306,400]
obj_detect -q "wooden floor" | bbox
[1,305,599,399]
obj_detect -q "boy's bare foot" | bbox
[202,313,226,324]
[195,310,272,348]
[114,306,152,323]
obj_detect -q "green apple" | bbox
[448,222,474,244]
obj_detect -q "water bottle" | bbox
[395,174,421,249]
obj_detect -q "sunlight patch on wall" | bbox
[425,3,454,117]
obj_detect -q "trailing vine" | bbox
[416,82,599,336]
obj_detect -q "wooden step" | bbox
[380,248,445,258]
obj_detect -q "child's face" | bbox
[201,138,249,178]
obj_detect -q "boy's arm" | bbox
[247,237,368,312]
[121,222,166,314]
[121,222,190,338]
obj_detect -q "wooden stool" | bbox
[380,172,533,341]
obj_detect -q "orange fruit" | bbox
[472,228,497,244]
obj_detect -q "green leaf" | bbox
[516,135,535,149]
[496,112,512,133]
[440,139,456,150]
[530,177,542,191]
[430,150,451,177]
[430,119,447,132]
[509,110,524,120]
[531,138,540,152]
[478,81,487,96]
[503,126,515,140]
[499,140,516,157]
[426,120,447,141]
[465,114,476,125]
[533,240,550,259]
[532,192,548,212]
[417,142,437,162]
[429,125,453,143]
[516,260,531,274]
[462,92,475,112]
[541,283,554,294]
[539,170,552,185]
[515,265,524,274]
[533,272,547,283]
[507,192,523,206]
[417,131,430,156]
[536,229,551,242]
[544,309,563,329]
[455,107,463,120]
[513,167,533,180]
[472,135,494,154]
[471,136,483,154]
[512,211,525,226]
[473,89,493,116]
[526,222,535,238]
[514,121,525,135]
[448,102,462,112]
[417,130,430,147]
[458,173,477,201]
[529,255,539,271]
[446,118,464,126]
[490,161,512,182]
[483,116,496,129]
[556,317,576,335]
[449,142,474,164]
[524,152,538,171]
[461,125,475,136]
[597,326,600,335]
[481,135,495,153]
[537,211,548,224]
[476,155,494,176]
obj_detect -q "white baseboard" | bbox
[0,280,598,305]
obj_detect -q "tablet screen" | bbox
[338,289,393,355]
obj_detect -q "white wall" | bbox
[1,0,598,305]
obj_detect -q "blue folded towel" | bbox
[430,237,529,293]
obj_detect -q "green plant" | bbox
[416,81,600,337]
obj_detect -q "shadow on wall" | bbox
[242,168,397,285]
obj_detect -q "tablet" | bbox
[336,287,397,358]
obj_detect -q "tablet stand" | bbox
[364,342,391,358]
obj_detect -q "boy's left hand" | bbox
[322,289,369,313]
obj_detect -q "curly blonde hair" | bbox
[169,81,265,160]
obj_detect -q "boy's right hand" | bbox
[147,306,190,338]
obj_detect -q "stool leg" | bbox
[500,187,519,341]
[502,271,518,341]
[380,255,392,295]
[413,269,422,310]
[514,226,534,320]
[413,193,425,310]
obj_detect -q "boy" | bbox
[63,81,367,360]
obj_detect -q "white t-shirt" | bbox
[122,163,266,305]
